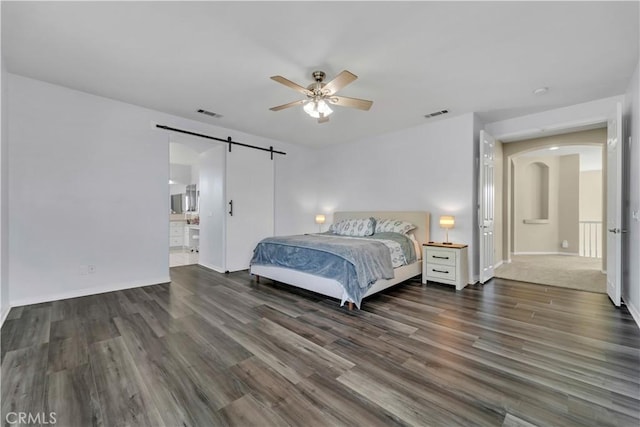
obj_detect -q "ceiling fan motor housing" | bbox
[312,71,326,82]
[307,71,327,96]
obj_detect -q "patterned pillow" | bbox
[333,217,376,237]
[375,218,416,235]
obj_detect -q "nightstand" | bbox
[422,243,469,290]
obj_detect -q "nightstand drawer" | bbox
[427,265,456,281]
[426,249,456,266]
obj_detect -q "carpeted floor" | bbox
[494,254,606,293]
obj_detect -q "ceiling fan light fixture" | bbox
[303,99,333,118]
[317,100,333,116]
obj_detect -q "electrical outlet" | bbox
[88,265,97,274]
[79,265,88,275]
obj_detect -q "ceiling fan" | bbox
[269,70,373,124]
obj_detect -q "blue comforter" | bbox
[251,233,407,307]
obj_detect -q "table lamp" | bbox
[439,215,455,244]
[315,214,326,232]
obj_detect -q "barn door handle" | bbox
[229,200,233,216]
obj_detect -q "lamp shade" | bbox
[315,214,326,225]
[439,215,455,229]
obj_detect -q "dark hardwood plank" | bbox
[296,373,407,427]
[229,356,295,407]
[218,393,288,427]
[88,337,161,427]
[45,364,102,427]
[253,304,340,347]
[173,314,254,368]
[2,266,639,427]
[82,317,121,345]
[1,306,51,359]
[47,336,88,373]
[5,306,24,320]
[115,313,246,422]
[1,344,49,419]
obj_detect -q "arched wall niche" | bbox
[525,161,549,221]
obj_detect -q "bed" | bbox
[250,211,430,309]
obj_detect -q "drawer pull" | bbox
[433,255,450,260]
[432,269,449,274]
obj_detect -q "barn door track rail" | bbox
[156,124,286,159]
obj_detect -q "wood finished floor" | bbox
[2,266,639,427]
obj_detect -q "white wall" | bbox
[8,74,171,304]
[0,50,9,323]
[169,163,192,188]
[6,74,311,306]
[580,170,602,221]
[314,113,477,282]
[486,95,624,142]
[274,143,322,235]
[623,59,640,325]
[558,154,580,254]
[198,145,225,271]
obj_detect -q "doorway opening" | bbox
[494,128,607,293]
[169,140,201,267]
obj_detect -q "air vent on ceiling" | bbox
[424,109,449,119]
[197,109,223,119]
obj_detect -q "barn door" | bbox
[225,145,274,272]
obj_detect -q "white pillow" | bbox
[333,217,376,236]
[375,218,416,235]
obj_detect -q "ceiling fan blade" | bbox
[269,99,306,111]
[328,95,373,111]
[270,76,312,96]
[323,70,357,95]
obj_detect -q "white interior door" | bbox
[479,130,496,284]
[225,145,274,272]
[606,102,623,306]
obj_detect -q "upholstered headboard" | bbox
[332,211,430,245]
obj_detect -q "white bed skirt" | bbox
[250,261,421,306]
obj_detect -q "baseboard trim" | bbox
[623,297,640,329]
[198,261,225,274]
[494,260,504,269]
[512,251,581,256]
[9,276,172,308]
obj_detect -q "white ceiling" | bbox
[2,1,638,147]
